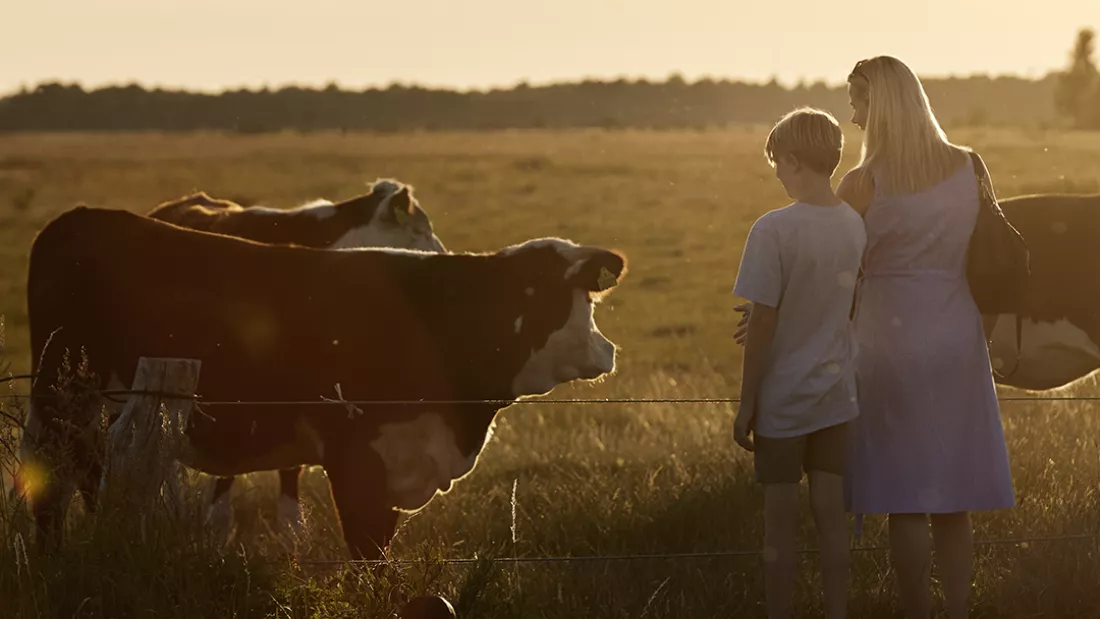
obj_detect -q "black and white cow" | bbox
[146,179,447,539]
[985,193,1100,391]
[22,205,627,558]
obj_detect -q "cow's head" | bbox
[331,179,446,253]
[500,238,628,397]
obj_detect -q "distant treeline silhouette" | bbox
[0,74,1061,133]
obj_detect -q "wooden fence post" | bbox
[98,357,201,517]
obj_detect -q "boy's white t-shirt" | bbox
[732,200,867,439]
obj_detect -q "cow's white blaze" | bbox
[369,413,481,512]
[988,314,1100,390]
[331,224,442,252]
[330,187,444,252]
[511,290,617,397]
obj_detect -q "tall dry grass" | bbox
[0,128,1098,617]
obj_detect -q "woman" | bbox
[732,55,1015,618]
[838,55,1015,619]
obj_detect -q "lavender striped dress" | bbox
[845,156,1016,517]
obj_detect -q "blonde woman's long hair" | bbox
[848,55,967,197]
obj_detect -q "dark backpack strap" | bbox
[970,149,1025,380]
[969,150,992,200]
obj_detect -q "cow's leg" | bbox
[8,471,23,506]
[76,458,102,514]
[21,409,75,551]
[275,466,305,536]
[205,475,236,544]
[32,471,74,553]
[324,448,398,560]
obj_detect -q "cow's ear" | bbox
[565,249,627,293]
[382,187,414,226]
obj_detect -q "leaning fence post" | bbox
[98,357,201,517]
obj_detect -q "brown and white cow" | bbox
[985,193,1100,391]
[146,178,446,253]
[22,205,627,558]
[146,179,447,539]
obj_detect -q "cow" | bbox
[146,178,446,254]
[21,205,627,559]
[145,179,447,539]
[984,193,1100,391]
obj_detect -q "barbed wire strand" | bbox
[6,390,1100,406]
[6,369,1100,405]
[294,533,1099,567]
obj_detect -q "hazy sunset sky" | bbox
[3,0,1097,95]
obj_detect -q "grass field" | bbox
[1,127,1100,618]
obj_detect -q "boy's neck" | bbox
[790,176,841,207]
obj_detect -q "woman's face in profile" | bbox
[847,82,868,131]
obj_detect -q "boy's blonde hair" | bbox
[847,55,966,196]
[764,107,844,176]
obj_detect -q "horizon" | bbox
[3,1,1096,99]
[0,65,1063,99]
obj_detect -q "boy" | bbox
[731,107,866,619]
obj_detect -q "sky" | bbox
[2,0,1097,95]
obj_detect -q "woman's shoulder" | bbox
[837,165,875,216]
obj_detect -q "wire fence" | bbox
[8,369,1100,406]
[294,533,1100,567]
[7,390,1100,407]
[4,370,1100,570]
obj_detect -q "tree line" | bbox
[0,29,1093,133]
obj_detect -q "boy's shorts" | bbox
[753,421,849,484]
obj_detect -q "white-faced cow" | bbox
[22,206,627,558]
[146,179,447,538]
[984,193,1100,391]
[146,178,445,253]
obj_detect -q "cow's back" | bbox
[999,193,1100,229]
[30,207,312,394]
[27,207,461,407]
[28,206,120,382]
[147,193,242,233]
[1000,193,1100,275]
[999,193,1100,319]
